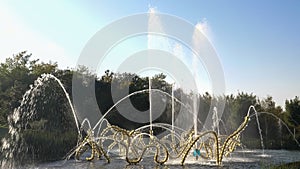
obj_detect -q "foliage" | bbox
[0,52,76,165]
[285,97,300,127]
[0,51,299,166]
[0,51,58,126]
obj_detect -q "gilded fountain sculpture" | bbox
[68,86,253,166]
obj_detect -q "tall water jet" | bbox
[191,22,205,136]
[212,107,220,136]
[191,20,226,134]
[149,77,153,134]
[193,93,198,137]
[147,7,171,51]
[171,84,175,132]
[147,7,165,135]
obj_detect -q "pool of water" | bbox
[33,149,300,169]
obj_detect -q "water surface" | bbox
[34,149,300,169]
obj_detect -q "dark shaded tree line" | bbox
[0,51,299,152]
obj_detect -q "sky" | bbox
[0,0,300,107]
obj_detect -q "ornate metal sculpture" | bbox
[72,113,250,166]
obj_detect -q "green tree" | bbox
[285,96,300,127]
[258,96,283,148]
[0,52,59,126]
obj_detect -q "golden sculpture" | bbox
[72,112,249,166]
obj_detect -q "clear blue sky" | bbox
[1,0,300,107]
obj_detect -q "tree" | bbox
[0,52,59,126]
[285,96,300,127]
[258,96,283,148]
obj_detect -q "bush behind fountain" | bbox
[0,75,77,168]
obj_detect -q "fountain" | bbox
[171,84,175,133]
[71,95,300,166]
[254,106,265,155]
[0,74,78,168]
[193,92,198,139]
[1,73,300,169]
[278,119,283,148]
[212,107,220,136]
[1,9,300,169]
[70,85,253,166]
[149,77,153,135]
